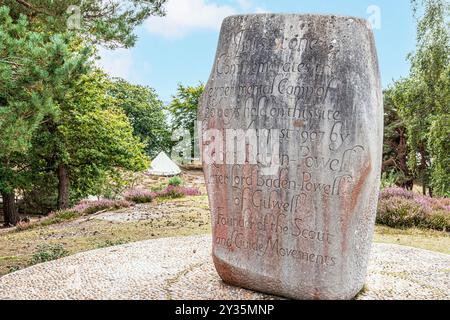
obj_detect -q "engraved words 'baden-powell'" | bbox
[199,14,383,300]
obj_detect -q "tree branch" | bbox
[0,59,23,67]
[14,0,50,16]
[15,0,33,9]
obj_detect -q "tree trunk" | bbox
[2,191,19,226]
[420,144,428,196]
[57,164,70,210]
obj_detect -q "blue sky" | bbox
[98,0,417,102]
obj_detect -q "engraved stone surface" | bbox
[199,14,384,300]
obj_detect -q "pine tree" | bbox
[0,6,90,224]
[3,0,166,48]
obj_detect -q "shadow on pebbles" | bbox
[0,235,448,300]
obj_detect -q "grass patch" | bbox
[30,244,69,265]
[96,239,129,249]
[373,225,450,254]
[14,200,132,231]
[40,211,80,227]
[150,182,168,192]
[0,197,211,276]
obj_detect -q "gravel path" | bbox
[0,235,448,300]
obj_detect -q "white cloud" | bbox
[96,48,133,80]
[146,0,237,38]
[237,0,252,10]
[236,0,270,14]
[255,7,269,13]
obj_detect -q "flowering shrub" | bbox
[123,185,201,202]
[155,185,201,199]
[178,187,202,196]
[38,199,132,228]
[377,188,449,231]
[72,199,132,215]
[156,185,185,199]
[423,211,449,231]
[377,196,428,228]
[123,189,155,203]
[379,187,415,200]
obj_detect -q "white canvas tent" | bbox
[148,152,181,176]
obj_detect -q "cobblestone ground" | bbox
[0,235,448,300]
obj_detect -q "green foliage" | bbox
[150,182,168,192]
[168,84,204,161]
[30,70,150,205]
[382,89,413,189]
[388,0,450,196]
[0,1,168,224]
[381,170,403,189]
[0,5,90,194]
[63,102,148,171]
[91,169,142,200]
[30,244,69,265]
[18,172,58,215]
[18,70,152,214]
[168,176,183,186]
[108,78,171,157]
[4,0,167,48]
[66,106,148,200]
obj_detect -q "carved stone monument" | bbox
[199,14,383,300]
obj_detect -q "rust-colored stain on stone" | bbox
[293,120,305,128]
[351,161,372,212]
[339,160,372,260]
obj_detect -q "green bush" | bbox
[30,244,69,265]
[168,176,183,186]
